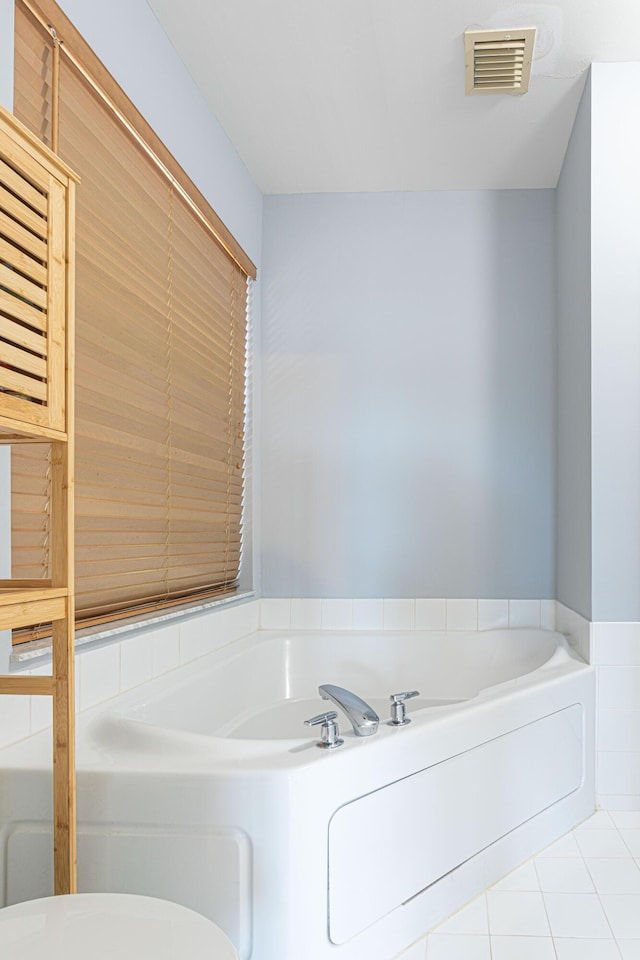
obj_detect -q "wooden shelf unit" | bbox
[0,104,78,896]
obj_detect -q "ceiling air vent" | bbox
[464,27,536,96]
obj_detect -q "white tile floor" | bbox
[417,811,640,959]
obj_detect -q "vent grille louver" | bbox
[464,27,536,96]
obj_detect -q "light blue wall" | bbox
[555,75,592,620]
[591,63,640,621]
[0,0,13,111]
[261,190,556,599]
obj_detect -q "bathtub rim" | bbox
[79,627,588,766]
[0,627,591,775]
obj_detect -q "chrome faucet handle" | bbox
[319,683,379,737]
[304,710,344,749]
[390,690,420,703]
[389,690,420,726]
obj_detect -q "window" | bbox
[12,0,256,639]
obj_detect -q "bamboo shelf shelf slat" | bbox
[0,590,68,631]
[0,675,55,696]
[0,419,68,443]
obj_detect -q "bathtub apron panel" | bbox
[328,704,583,943]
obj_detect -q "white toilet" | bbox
[0,893,239,959]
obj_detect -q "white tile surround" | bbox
[0,596,637,816]
[261,597,557,633]
[593,622,640,811]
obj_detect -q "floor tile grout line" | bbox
[484,892,493,960]
[532,856,560,959]
[416,815,640,960]
[592,822,633,960]
[571,828,625,958]
[616,820,639,860]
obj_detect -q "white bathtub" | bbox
[0,628,595,960]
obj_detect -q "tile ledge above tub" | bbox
[9,591,257,669]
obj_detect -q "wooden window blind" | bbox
[12,0,254,637]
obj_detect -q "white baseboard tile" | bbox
[260,597,292,629]
[509,599,541,628]
[541,600,556,631]
[598,709,640,752]
[352,599,384,630]
[592,619,640,810]
[446,599,478,631]
[415,599,446,630]
[151,625,181,678]
[320,599,353,630]
[383,599,415,630]
[593,621,640,666]
[556,602,591,663]
[597,795,640,812]
[0,694,30,750]
[597,751,640,797]
[478,600,509,630]
[179,600,259,663]
[290,598,322,630]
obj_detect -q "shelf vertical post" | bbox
[51,445,75,894]
[51,171,76,894]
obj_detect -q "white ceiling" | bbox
[146,0,640,194]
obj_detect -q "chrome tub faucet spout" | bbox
[318,683,379,737]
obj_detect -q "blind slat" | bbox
[11,3,248,639]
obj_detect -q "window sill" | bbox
[9,590,257,670]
